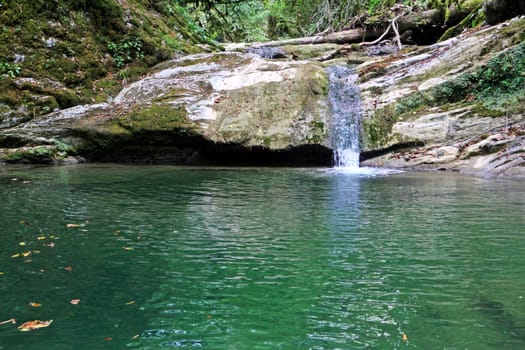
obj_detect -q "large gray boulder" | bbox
[0,52,332,164]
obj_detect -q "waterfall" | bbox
[327,66,361,168]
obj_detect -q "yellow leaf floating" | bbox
[19,242,26,246]
[37,236,46,240]
[22,251,31,257]
[11,253,20,258]
[402,333,408,342]
[126,301,135,305]
[29,302,42,308]
[122,247,134,251]
[17,320,53,332]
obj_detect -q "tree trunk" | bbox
[253,3,483,48]
[253,28,383,47]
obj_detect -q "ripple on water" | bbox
[0,166,524,349]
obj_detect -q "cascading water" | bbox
[327,66,361,168]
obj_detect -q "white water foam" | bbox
[327,66,361,168]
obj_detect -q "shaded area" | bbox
[359,141,425,162]
[74,129,333,166]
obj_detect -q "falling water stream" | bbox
[327,66,361,168]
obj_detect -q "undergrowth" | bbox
[396,41,525,115]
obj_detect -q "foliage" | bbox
[0,61,21,78]
[2,139,75,162]
[475,42,525,109]
[0,0,213,121]
[107,39,145,69]
[184,0,269,42]
[179,0,480,41]
[394,41,525,118]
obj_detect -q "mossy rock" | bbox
[71,103,197,155]
[0,0,214,121]
[1,141,74,163]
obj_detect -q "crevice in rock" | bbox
[359,141,425,162]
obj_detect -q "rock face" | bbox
[0,52,332,165]
[1,16,524,177]
[358,17,525,177]
[115,52,329,149]
[484,0,525,25]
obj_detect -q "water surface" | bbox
[1,165,524,349]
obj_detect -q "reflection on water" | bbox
[0,165,524,349]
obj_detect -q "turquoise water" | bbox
[1,165,524,349]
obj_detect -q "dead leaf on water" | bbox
[402,333,408,342]
[125,301,135,305]
[37,236,46,240]
[29,302,42,308]
[104,337,113,341]
[17,320,53,331]
[122,247,134,251]
[64,266,73,271]
[11,253,20,258]
[22,251,31,257]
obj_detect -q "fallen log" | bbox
[253,2,482,48]
[253,28,384,47]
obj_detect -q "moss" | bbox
[307,121,326,143]
[394,91,430,115]
[115,103,192,132]
[471,103,504,117]
[0,0,213,121]
[500,18,525,43]
[1,142,74,163]
[392,40,524,117]
[438,1,483,42]
[361,104,399,149]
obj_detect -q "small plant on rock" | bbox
[107,38,144,69]
[0,61,22,78]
